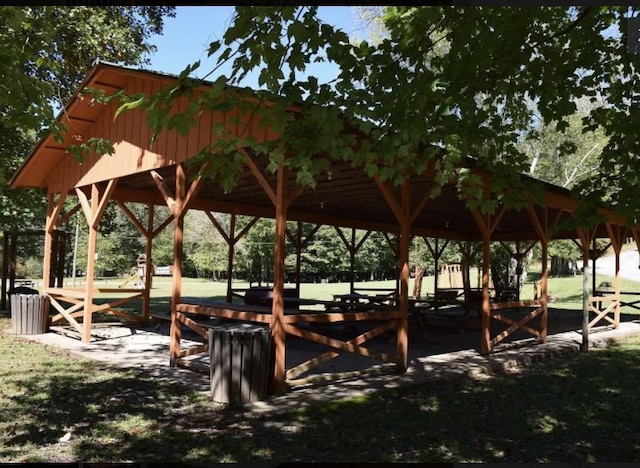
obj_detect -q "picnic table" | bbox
[331,292,395,312]
[426,288,465,311]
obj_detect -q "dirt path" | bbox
[592,249,640,283]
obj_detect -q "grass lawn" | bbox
[75,267,640,318]
[1,271,640,462]
[2,315,640,463]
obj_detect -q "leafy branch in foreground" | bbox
[107,6,640,220]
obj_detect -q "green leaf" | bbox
[114,96,146,120]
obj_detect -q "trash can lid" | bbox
[213,322,269,333]
[9,286,39,295]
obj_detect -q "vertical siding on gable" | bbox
[150,80,167,170]
[197,106,213,159]
[48,79,165,190]
[140,79,157,170]
[185,90,200,163]
[165,84,179,165]
[175,95,187,165]
[114,95,127,176]
[250,106,269,145]
[45,75,283,193]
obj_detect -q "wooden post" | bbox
[334,227,371,293]
[591,236,597,296]
[1,232,8,309]
[470,207,505,354]
[614,246,621,327]
[42,193,55,291]
[349,228,356,294]
[170,164,186,364]
[582,255,590,352]
[396,180,410,372]
[373,175,413,371]
[50,229,59,288]
[481,232,491,354]
[423,237,449,308]
[606,222,624,328]
[143,203,154,323]
[83,184,99,343]
[9,232,17,293]
[295,221,303,297]
[540,210,549,342]
[288,222,320,299]
[226,214,236,303]
[271,162,288,394]
[55,230,67,287]
[577,227,594,352]
[434,238,440,295]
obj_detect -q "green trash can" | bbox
[209,322,273,405]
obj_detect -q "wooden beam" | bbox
[226,214,236,303]
[424,237,449,297]
[233,216,260,244]
[75,188,92,225]
[605,222,626,328]
[528,207,549,341]
[42,194,54,292]
[527,205,546,242]
[57,203,82,228]
[170,164,186,364]
[373,176,403,223]
[349,228,356,293]
[178,173,203,218]
[577,226,597,352]
[116,200,148,238]
[355,230,372,252]
[271,161,288,394]
[397,179,410,371]
[150,170,177,211]
[152,214,174,239]
[410,183,435,225]
[92,179,118,229]
[286,185,304,206]
[605,223,626,255]
[143,203,154,323]
[206,211,231,244]
[241,148,277,205]
[333,226,354,254]
[480,230,491,354]
[299,223,322,249]
[82,184,99,342]
[49,190,69,233]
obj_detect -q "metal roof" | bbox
[10,62,632,241]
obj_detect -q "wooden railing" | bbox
[173,299,402,385]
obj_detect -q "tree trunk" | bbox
[413,265,424,299]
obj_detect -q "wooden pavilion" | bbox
[9,62,638,393]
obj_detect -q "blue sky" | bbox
[146,6,365,88]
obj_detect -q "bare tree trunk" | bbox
[413,265,424,299]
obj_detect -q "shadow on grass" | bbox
[3,318,640,463]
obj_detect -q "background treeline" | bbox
[4,198,620,286]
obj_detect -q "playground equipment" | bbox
[439,263,463,289]
[119,254,154,289]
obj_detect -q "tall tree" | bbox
[184,211,227,279]
[0,6,175,231]
[523,98,609,189]
[115,6,640,226]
